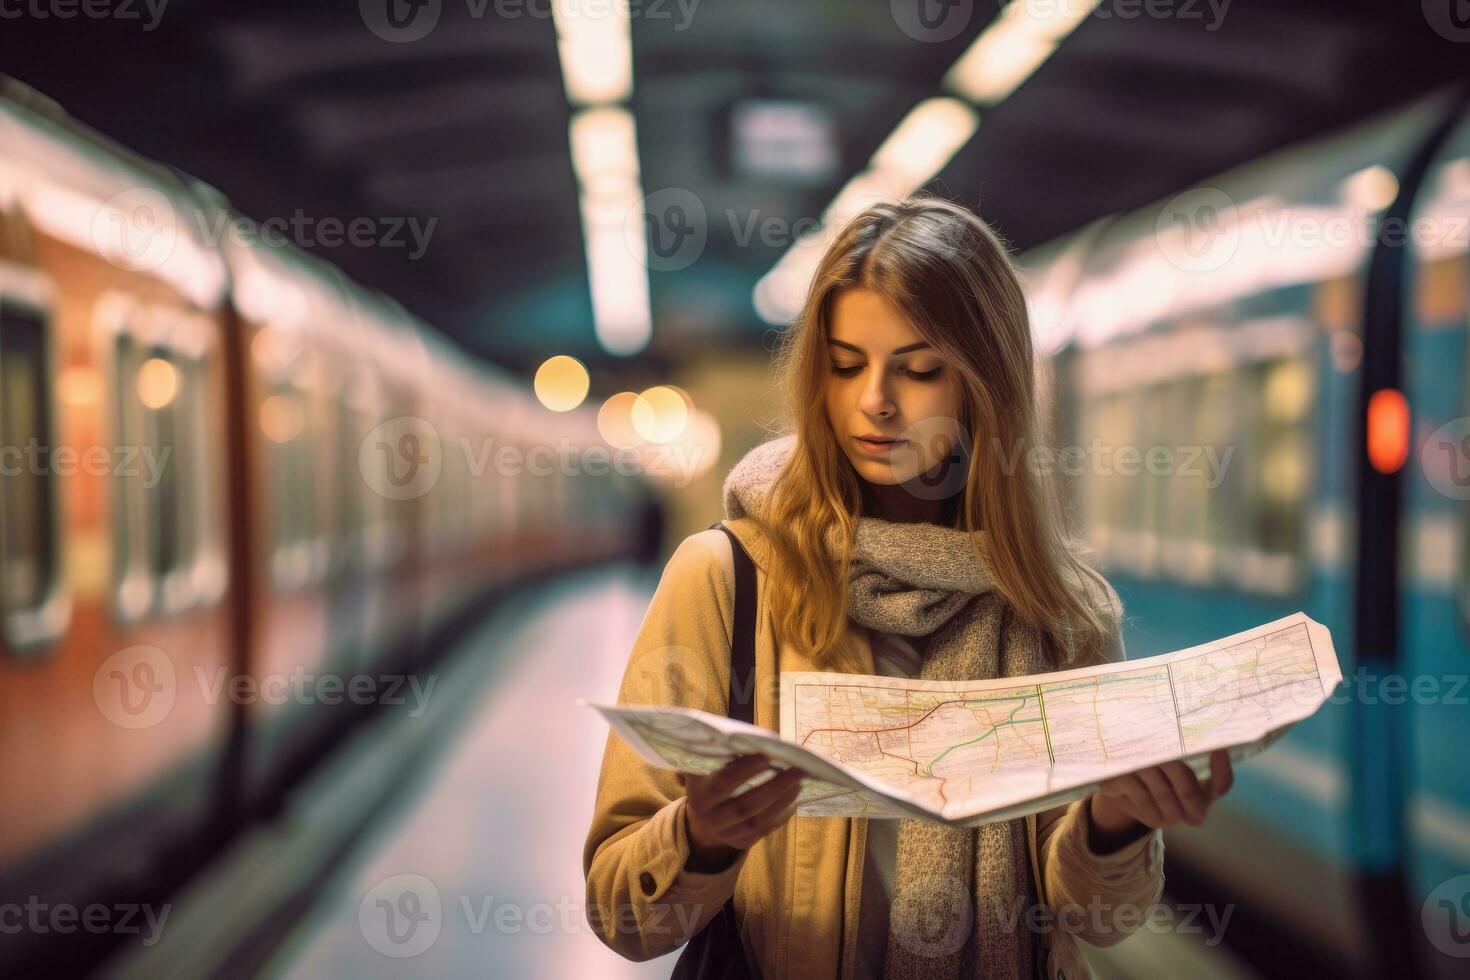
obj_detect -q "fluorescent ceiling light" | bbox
[944,0,1100,104]
[868,98,979,188]
[569,107,640,188]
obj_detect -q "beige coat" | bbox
[583,517,1165,979]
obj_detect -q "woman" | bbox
[582,197,1234,979]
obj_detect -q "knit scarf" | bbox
[723,433,1071,980]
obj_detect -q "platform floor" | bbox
[260,563,676,979]
[248,561,1260,980]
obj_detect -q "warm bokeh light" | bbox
[251,326,300,372]
[534,354,591,412]
[137,357,179,410]
[642,407,722,483]
[662,384,694,413]
[260,393,305,443]
[1264,360,1313,422]
[596,390,643,449]
[1342,164,1399,212]
[57,365,102,406]
[1366,388,1409,474]
[631,385,689,443]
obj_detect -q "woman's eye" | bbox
[830,363,939,380]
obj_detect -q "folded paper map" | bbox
[583,612,1341,827]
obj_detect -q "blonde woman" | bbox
[583,197,1235,979]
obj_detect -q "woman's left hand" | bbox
[1087,749,1234,849]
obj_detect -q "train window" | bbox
[1133,384,1170,576]
[261,380,316,589]
[111,325,218,621]
[348,380,390,572]
[330,386,361,578]
[1158,373,1233,584]
[0,298,68,652]
[1236,356,1314,593]
[110,329,213,620]
[302,367,344,583]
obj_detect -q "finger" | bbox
[685,755,768,820]
[1135,767,1186,825]
[726,784,803,848]
[704,767,803,832]
[1102,774,1166,828]
[701,754,775,802]
[733,776,804,833]
[1206,749,1234,799]
[1159,760,1208,824]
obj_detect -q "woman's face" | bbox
[823,286,964,487]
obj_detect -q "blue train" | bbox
[1018,79,1470,977]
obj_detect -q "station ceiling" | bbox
[1,0,1466,373]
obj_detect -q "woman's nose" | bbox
[858,371,896,418]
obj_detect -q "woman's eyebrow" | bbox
[827,339,933,355]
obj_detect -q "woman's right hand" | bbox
[682,754,805,870]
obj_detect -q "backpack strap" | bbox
[708,520,756,724]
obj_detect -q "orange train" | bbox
[0,80,653,972]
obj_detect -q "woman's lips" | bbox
[855,436,906,454]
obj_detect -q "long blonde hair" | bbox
[762,196,1117,669]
